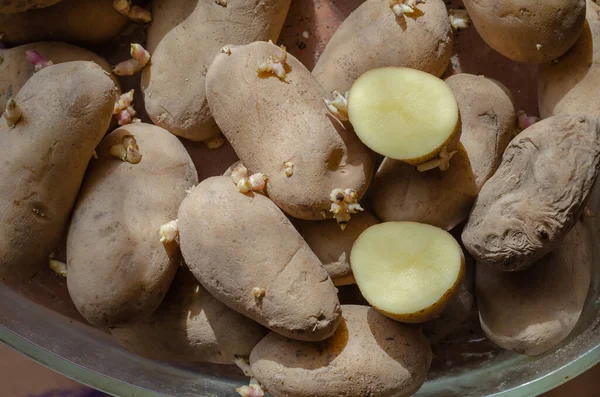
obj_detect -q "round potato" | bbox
[249,305,432,397]
[178,176,341,341]
[477,223,592,356]
[0,0,61,14]
[67,123,198,327]
[463,0,586,63]
[0,62,116,283]
[111,268,266,364]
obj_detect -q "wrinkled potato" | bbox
[477,223,592,356]
[111,268,266,363]
[462,115,600,271]
[295,211,380,286]
[463,0,586,63]
[249,305,432,397]
[178,176,341,341]
[206,41,375,220]
[0,0,129,45]
[312,0,453,93]
[0,42,119,111]
[67,123,198,327]
[0,61,116,282]
[0,0,61,14]
[142,0,291,141]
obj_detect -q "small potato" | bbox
[67,123,198,326]
[111,268,266,364]
[0,0,129,45]
[0,61,115,282]
[312,0,453,93]
[462,115,600,271]
[178,176,341,341]
[142,0,291,141]
[463,0,586,63]
[295,212,380,286]
[477,223,592,356]
[0,0,61,14]
[206,41,375,220]
[249,305,432,397]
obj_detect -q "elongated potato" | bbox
[142,0,291,141]
[249,305,432,397]
[0,42,119,111]
[111,269,266,363]
[67,123,198,326]
[312,0,453,93]
[295,212,380,286]
[206,41,375,220]
[0,62,115,283]
[477,223,592,356]
[178,176,341,341]
[0,0,61,14]
[462,115,600,271]
[463,0,586,63]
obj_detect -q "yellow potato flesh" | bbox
[348,67,459,162]
[351,222,463,321]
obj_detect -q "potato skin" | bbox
[67,123,198,327]
[0,42,119,111]
[463,0,586,63]
[249,305,432,397]
[142,0,291,141]
[446,74,516,189]
[0,61,115,283]
[312,0,453,93]
[477,223,592,356]
[111,269,266,363]
[295,212,380,286]
[462,115,600,271]
[0,0,61,14]
[178,176,341,341]
[0,0,129,44]
[206,41,375,220]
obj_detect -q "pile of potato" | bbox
[0,0,599,396]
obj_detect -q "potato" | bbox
[312,0,453,93]
[295,212,380,286]
[462,115,600,271]
[0,0,129,45]
[463,0,586,63]
[0,41,119,111]
[477,223,592,356]
[67,123,198,326]
[351,222,465,323]
[0,61,116,282]
[206,41,375,220]
[0,0,61,14]
[141,0,291,141]
[178,176,341,341]
[249,305,432,397]
[538,0,600,118]
[111,268,266,363]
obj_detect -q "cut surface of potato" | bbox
[351,222,464,323]
[348,67,460,163]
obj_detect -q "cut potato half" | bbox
[348,67,460,164]
[351,222,464,323]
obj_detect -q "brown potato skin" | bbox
[295,212,380,286]
[249,305,432,397]
[0,0,61,14]
[142,0,291,141]
[477,223,592,356]
[0,0,129,45]
[178,176,341,341]
[111,268,266,364]
[463,0,586,63]
[0,61,115,283]
[446,74,516,189]
[0,42,119,111]
[312,0,453,93]
[206,41,375,220]
[462,115,600,271]
[67,123,198,327]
